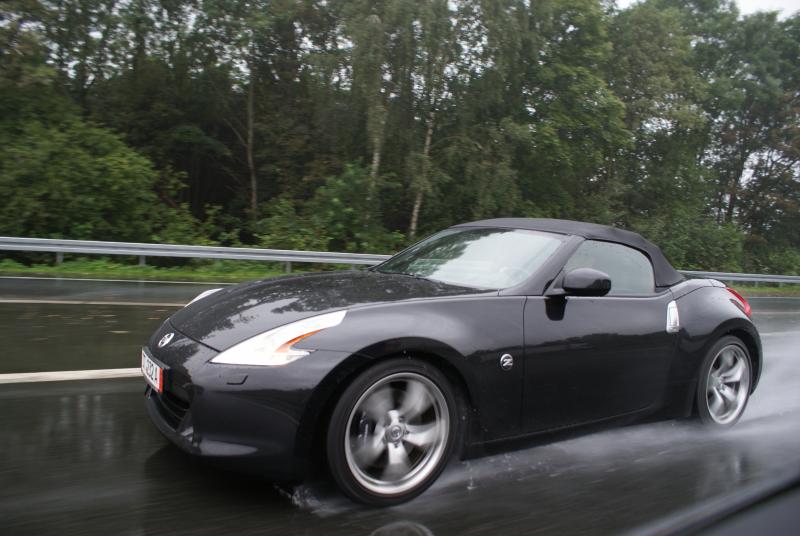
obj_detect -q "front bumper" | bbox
[144,384,303,480]
[143,322,354,481]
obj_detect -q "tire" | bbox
[695,335,753,427]
[326,357,462,506]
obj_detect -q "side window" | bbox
[564,240,655,295]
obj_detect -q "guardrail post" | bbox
[285,261,292,273]
[55,252,63,264]
[139,255,146,266]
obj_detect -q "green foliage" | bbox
[150,204,221,246]
[254,196,329,251]
[763,250,800,276]
[632,208,744,272]
[0,257,290,282]
[308,165,405,253]
[1,0,799,274]
[0,108,160,241]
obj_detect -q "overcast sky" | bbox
[616,0,799,17]
[729,0,798,16]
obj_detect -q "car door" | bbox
[523,240,677,432]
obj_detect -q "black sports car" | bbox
[142,218,761,505]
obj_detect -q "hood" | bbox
[169,270,485,351]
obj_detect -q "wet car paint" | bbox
[144,258,760,483]
[169,270,487,351]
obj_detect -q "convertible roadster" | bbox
[142,218,760,505]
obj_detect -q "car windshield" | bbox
[375,228,564,289]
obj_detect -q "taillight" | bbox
[726,287,752,318]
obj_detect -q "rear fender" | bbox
[673,286,762,391]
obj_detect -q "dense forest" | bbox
[1,0,799,273]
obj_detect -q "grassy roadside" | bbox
[0,258,306,283]
[730,284,800,297]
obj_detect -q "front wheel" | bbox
[326,358,461,506]
[695,335,753,427]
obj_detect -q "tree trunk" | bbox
[408,110,436,239]
[368,136,382,196]
[364,105,385,228]
[409,190,423,240]
[132,0,147,69]
[246,72,258,221]
[725,142,751,223]
[725,189,737,223]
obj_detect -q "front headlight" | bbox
[210,310,347,366]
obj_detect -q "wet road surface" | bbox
[0,276,222,305]
[1,278,799,535]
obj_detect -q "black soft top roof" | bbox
[455,218,684,288]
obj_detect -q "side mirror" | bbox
[562,268,611,296]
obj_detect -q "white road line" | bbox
[0,299,185,307]
[0,275,234,285]
[760,332,797,337]
[0,368,142,384]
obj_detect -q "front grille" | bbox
[150,388,190,430]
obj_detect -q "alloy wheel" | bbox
[705,343,751,425]
[344,372,450,496]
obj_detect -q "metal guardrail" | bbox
[0,236,797,282]
[681,270,800,284]
[0,236,390,273]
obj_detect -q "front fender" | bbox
[294,296,527,462]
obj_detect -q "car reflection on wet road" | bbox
[0,278,798,535]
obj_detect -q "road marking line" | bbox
[760,332,796,337]
[0,299,185,307]
[0,368,142,384]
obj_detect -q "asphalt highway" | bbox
[1,277,799,535]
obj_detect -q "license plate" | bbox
[141,350,163,393]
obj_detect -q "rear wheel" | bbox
[326,358,461,506]
[695,335,752,427]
